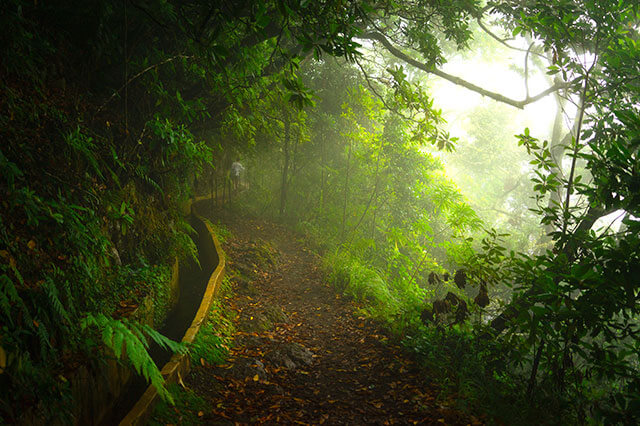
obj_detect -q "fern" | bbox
[0,149,23,189]
[42,278,71,324]
[36,322,52,359]
[59,277,76,318]
[0,271,33,328]
[0,275,16,324]
[65,128,103,180]
[81,313,186,403]
[133,164,164,195]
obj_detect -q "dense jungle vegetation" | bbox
[1,0,639,423]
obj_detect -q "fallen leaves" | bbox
[175,216,476,426]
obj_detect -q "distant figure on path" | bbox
[231,161,245,190]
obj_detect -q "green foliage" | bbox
[403,327,562,425]
[201,218,231,245]
[149,383,208,426]
[2,0,639,422]
[324,251,395,308]
[189,278,235,366]
[80,313,185,403]
[101,263,173,326]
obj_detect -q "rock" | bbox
[233,334,273,348]
[237,312,273,333]
[286,342,314,366]
[265,342,314,370]
[234,261,256,278]
[263,304,288,324]
[231,357,267,380]
[234,275,258,296]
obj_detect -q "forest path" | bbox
[171,212,475,425]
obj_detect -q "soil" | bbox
[178,210,479,425]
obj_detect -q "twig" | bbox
[95,54,194,115]
[476,17,547,60]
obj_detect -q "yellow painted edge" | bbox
[119,203,225,426]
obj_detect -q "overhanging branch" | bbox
[362,31,571,109]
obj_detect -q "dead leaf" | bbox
[253,374,259,381]
[200,357,205,366]
[0,346,6,374]
[197,411,204,417]
[177,371,188,390]
[27,240,36,250]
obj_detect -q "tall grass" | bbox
[322,249,427,335]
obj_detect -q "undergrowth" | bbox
[188,277,235,366]
[151,276,236,424]
[322,249,426,335]
[80,313,186,403]
[148,383,208,426]
[320,247,573,424]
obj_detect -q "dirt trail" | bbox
[183,214,474,425]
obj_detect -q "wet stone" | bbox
[264,342,314,370]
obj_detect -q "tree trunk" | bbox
[279,114,290,219]
[341,138,352,240]
[320,134,326,215]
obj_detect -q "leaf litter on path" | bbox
[158,214,477,425]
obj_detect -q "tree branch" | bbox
[354,57,421,124]
[362,31,570,109]
[95,54,194,115]
[476,17,548,60]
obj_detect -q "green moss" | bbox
[149,383,208,426]
[101,263,171,325]
[188,277,235,365]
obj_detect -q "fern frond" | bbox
[0,275,15,324]
[80,313,184,403]
[1,272,33,327]
[36,321,52,359]
[60,278,76,317]
[43,278,71,324]
[133,164,164,195]
[139,323,187,354]
[101,322,114,348]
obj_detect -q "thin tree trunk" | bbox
[341,138,352,240]
[527,339,545,400]
[544,87,567,235]
[320,135,326,215]
[561,70,592,239]
[346,137,384,246]
[279,115,290,219]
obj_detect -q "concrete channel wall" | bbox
[118,200,226,425]
[18,197,224,425]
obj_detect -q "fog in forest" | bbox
[1,1,639,424]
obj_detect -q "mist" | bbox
[2,1,639,424]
